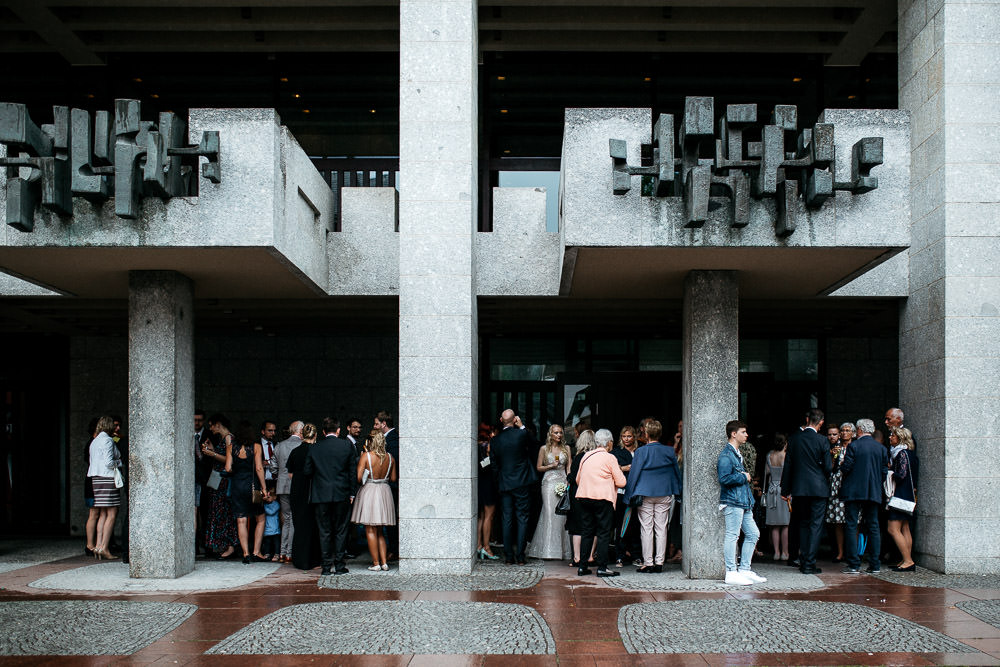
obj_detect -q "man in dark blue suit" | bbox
[780,408,832,574]
[840,418,889,574]
[490,408,537,564]
[303,417,358,576]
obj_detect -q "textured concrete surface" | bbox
[0,601,196,655]
[560,107,910,250]
[29,561,279,592]
[619,600,975,654]
[870,567,1000,590]
[0,271,62,296]
[397,0,479,575]
[329,187,399,295]
[682,270,738,580]
[605,562,823,592]
[127,270,194,579]
[477,187,560,296]
[899,0,1000,575]
[317,558,543,591]
[207,601,555,654]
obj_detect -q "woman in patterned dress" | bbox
[201,413,238,559]
[825,422,854,562]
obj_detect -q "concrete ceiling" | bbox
[1,1,896,64]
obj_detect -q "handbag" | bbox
[113,467,124,489]
[886,495,916,514]
[206,469,222,490]
[555,490,571,516]
[251,483,263,505]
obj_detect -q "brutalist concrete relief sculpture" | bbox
[0,101,220,231]
[611,96,882,237]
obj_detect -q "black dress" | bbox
[288,443,321,569]
[229,442,261,519]
[565,451,585,536]
[477,440,498,508]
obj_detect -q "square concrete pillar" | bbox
[682,270,739,580]
[898,0,1000,573]
[127,270,195,578]
[397,0,479,574]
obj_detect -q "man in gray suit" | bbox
[274,420,303,564]
[840,418,889,574]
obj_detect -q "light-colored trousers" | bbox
[278,494,294,557]
[639,495,674,566]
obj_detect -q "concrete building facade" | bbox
[0,0,996,576]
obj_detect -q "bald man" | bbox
[490,409,538,565]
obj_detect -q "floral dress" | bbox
[204,438,238,553]
[826,447,846,524]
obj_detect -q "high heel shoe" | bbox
[478,548,500,561]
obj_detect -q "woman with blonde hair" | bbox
[87,415,122,560]
[528,424,572,559]
[886,426,918,572]
[351,431,397,570]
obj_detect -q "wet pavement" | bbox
[0,540,998,665]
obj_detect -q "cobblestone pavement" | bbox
[605,562,824,592]
[870,566,1000,589]
[958,600,1000,629]
[29,560,279,592]
[207,601,555,654]
[0,600,196,655]
[0,537,82,574]
[317,559,544,591]
[618,599,976,654]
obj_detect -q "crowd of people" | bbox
[83,409,400,576]
[479,405,919,585]
[85,402,918,582]
[480,410,684,578]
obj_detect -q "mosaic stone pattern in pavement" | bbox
[870,566,1000,589]
[317,559,544,591]
[207,601,555,654]
[957,600,1000,629]
[0,600,197,655]
[29,560,279,591]
[618,600,976,654]
[604,562,823,592]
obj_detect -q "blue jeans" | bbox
[844,500,881,570]
[723,505,760,572]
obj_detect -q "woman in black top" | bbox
[289,423,322,570]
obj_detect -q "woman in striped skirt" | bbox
[87,415,122,560]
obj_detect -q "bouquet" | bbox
[554,482,569,497]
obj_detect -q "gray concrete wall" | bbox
[560,107,910,250]
[477,187,560,296]
[329,188,399,295]
[682,270,739,580]
[397,0,479,574]
[898,0,1000,573]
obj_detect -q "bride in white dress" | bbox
[527,424,573,559]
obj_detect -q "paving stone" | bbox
[0,538,82,571]
[618,600,976,654]
[870,567,1000,589]
[605,562,823,592]
[957,600,1000,629]
[317,559,543,591]
[207,601,555,655]
[0,600,196,655]
[29,560,278,592]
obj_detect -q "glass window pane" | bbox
[639,339,681,371]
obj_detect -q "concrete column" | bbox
[127,271,194,578]
[397,0,478,574]
[682,270,739,580]
[898,0,1000,573]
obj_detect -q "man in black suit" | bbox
[780,408,832,574]
[490,409,537,564]
[840,418,889,574]
[375,410,399,558]
[303,417,358,575]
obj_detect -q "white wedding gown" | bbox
[527,448,572,559]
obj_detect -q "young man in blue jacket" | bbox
[718,420,766,585]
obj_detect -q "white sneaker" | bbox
[724,571,752,585]
[740,570,767,583]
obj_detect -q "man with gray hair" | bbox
[839,418,888,574]
[275,420,304,563]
